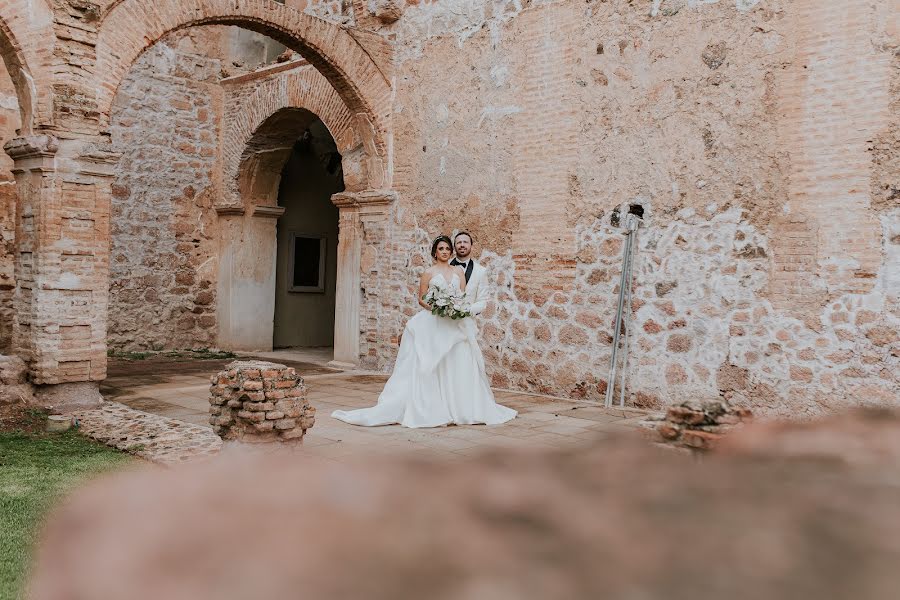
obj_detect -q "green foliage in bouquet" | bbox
[423,286,472,320]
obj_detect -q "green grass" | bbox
[0,432,130,599]
[106,349,153,360]
[167,348,237,360]
[107,347,237,361]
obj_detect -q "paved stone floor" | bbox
[72,403,222,465]
[96,352,654,464]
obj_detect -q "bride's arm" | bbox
[418,271,433,310]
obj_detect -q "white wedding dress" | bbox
[332,273,517,428]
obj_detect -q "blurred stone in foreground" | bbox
[30,409,900,600]
[650,399,754,451]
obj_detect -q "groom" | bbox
[450,231,489,316]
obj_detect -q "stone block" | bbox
[658,423,681,440]
[236,411,266,423]
[279,428,305,441]
[682,430,723,450]
[666,406,706,426]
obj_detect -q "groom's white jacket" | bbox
[465,260,490,316]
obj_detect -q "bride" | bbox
[332,235,517,428]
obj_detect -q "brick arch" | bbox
[235,107,338,211]
[95,0,391,185]
[0,1,56,133]
[223,66,361,207]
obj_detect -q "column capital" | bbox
[4,135,59,171]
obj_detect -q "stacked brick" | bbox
[656,400,752,452]
[209,361,315,443]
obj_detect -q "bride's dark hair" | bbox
[430,235,453,258]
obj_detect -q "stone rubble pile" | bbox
[654,400,753,451]
[209,360,315,443]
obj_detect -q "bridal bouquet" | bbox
[424,286,472,320]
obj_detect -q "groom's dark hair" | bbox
[431,235,453,258]
[454,231,474,244]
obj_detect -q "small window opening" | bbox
[288,233,326,293]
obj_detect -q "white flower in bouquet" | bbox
[424,285,471,320]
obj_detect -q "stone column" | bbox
[216,205,285,352]
[329,190,396,368]
[4,135,118,409]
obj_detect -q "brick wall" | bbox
[0,61,21,352]
[772,0,891,308]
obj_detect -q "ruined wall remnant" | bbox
[93,0,900,414]
[176,0,895,414]
[1,0,892,416]
[0,354,34,405]
[209,360,315,443]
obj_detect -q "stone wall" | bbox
[286,0,353,25]
[107,30,227,351]
[368,0,899,415]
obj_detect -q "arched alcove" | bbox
[273,118,343,349]
[219,108,345,352]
